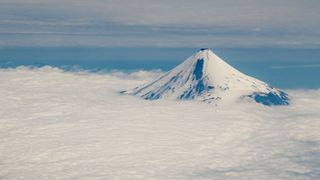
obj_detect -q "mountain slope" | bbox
[123,48,289,106]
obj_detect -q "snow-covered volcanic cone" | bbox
[123,48,289,106]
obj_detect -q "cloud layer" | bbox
[0,0,320,47]
[0,67,319,179]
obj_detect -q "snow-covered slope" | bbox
[123,48,289,106]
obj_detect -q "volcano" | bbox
[122,48,289,106]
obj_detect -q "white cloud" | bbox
[0,66,320,179]
[107,69,163,80]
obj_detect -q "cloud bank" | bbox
[0,67,320,179]
[0,0,320,47]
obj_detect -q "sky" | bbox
[0,0,319,88]
[0,0,320,48]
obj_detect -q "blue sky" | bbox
[0,0,319,88]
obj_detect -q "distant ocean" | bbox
[0,47,319,89]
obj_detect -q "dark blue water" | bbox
[0,47,319,89]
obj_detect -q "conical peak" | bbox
[194,48,211,59]
[197,48,211,52]
[124,49,289,106]
[190,48,244,82]
[195,48,221,57]
[193,48,222,63]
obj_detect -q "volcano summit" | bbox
[123,48,289,106]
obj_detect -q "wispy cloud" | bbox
[271,64,320,69]
[0,0,320,47]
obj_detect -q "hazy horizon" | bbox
[1,47,319,89]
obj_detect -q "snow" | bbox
[124,49,289,105]
[0,66,320,179]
